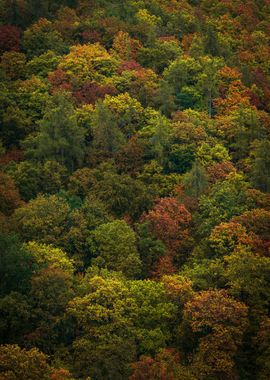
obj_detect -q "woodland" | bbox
[0,0,270,379]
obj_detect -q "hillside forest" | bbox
[0,0,270,379]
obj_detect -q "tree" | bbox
[183,290,248,379]
[91,101,125,153]
[233,208,270,242]
[0,51,26,80]
[27,266,74,351]
[0,25,21,53]
[0,344,51,380]
[24,241,74,274]
[88,220,142,278]
[250,140,270,193]
[196,142,231,167]
[164,55,223,113]
[13,194,71,246]
[254,318,270,380]
[0,171,22,215]
[137,39,182,74]
[197,173,250,236]
[112,31,141,60]
[196,56,224,116]
[149,115,172,167]
[41,160,68,194]
[155,80,176,117]
[37,92,85,171]
[64,195,112,262]
[0,0,31,27]
[182,160,209,197]
[135,222,165,278]
[130,349,196,380]
[0,292,31,344]
[73,81,117,105]
[115,135,145,175]
[22,18,66,58]
[103,92,145,138]
[143,197,192,254]
[16,75,50,124]
[208,221,259,258]
[92,169,152,219]
[204,24,221,57]
[11,161,43,201]
[225,245,270,311]
[58,43,118,85]
[26,50,60,77]
[0,233,34,296]
[67,275,177,379]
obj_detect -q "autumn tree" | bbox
[0,344,51,380]
[0,25,21,53]
[183,290,248,379]
[0,171,22,215]
[130,349,196,380]
[143,197,192,254]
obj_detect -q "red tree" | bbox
[143,197,192,253]
[0,25,21,53]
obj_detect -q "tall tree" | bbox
[183,160,209,197]
[37,92,85,171]
[91,101,125,153]
[250,140,270,193]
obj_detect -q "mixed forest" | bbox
[0,0,270,379]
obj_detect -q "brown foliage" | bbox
[0,171,23,215]
[143,197,192,253]
[0,25,21,53]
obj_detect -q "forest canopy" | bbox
[0,0,270,379]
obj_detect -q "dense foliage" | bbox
[0,0,270,379]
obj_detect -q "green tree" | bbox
[91,101,125,153]
[225,245,270,311]
[26,50,60,78]
[22,18,66,58]
[196,142,231,167]
[183,160,209,197]
[0,233,34,296]
[250,140,270,193]
[92,168,152,219]
[37,92,85,171]
[28,266,74,352]
[88,220,142,278]
[135,222,166,278]
[11,161,43,201]
[67,275,177,379]
[197,173,249,236]
[24,241,74,274]
[13,194,71,246]
[150,115,172,167]
[0,292,31,344]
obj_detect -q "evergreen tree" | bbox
[250,140,270,193]
[37,92,85,171]
[183,160,209,197]
[92,101,125,153]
